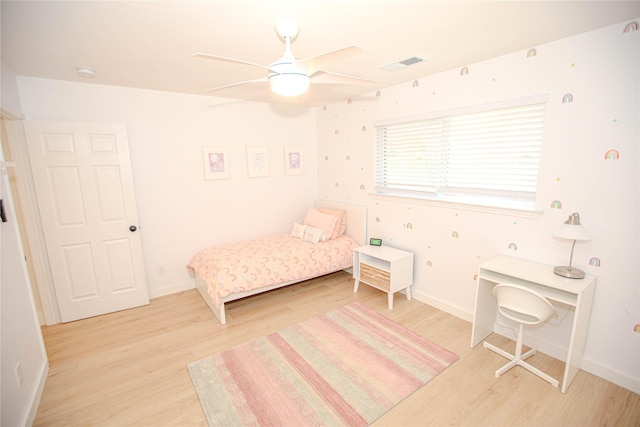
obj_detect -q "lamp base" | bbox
[553,266,585,279]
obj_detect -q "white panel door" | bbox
[24,121,149,322]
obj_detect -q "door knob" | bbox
[129,225,137,232]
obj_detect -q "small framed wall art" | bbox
[246,146,269,178]
[284,146,303,175]
[202,145,229,180]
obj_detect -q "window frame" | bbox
[373,94,548,217]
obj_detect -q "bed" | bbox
[187,199,367,324]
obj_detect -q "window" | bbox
[374,95,547,211]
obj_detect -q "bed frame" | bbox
[194,199,367,324]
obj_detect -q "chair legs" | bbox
[483,324,559,388]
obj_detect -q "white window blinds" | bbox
[374,97,547,208]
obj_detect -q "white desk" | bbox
[471,255,596,393]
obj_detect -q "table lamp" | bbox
[552,212,590,279]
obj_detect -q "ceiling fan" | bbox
[193,21,378,97]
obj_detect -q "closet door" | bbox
[24,121,149,322]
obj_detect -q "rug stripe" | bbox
[252,338,344,426]
[267,332,369,427]
[347,303,460,365]
[187,357,250,426]
[308,314,424,397]
[222,340,330,426]
[280,323,395,415]
[188,303,459,426]
[334,305,456,375]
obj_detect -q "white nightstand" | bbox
[353,245,414,309]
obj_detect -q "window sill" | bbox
[370,192,543,219]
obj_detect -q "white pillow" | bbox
[303,226,323,244]
[290,222,307,239]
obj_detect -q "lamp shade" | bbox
[552,212,590,241]
[268,73,310,97]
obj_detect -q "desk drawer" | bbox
[360,263,390,291]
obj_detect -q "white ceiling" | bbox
[2,1,639,106]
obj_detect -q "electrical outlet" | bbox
[15,363,23,386]
[156,264,166,275]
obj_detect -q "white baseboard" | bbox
[26,360,49,427]
[148,280,195,299]
[413,289,640,394]
[492,323,567,361]
[412,289,473,322]
[581,358,640,394]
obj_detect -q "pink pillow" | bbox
[318,208,346,239]
[303,208,338,241]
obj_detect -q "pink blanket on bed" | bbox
[187,234,358,308]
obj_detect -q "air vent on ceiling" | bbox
[382,56,424,72]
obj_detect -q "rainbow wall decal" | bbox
[334,129,339,135]
[452,231,459,238]
[527,48,537,58]
[360,184,365,190]
[405,223,413,230]
[375,217,380,223]
[376,90,381,97]
[634,324,640,333]
[362,126,367,132]
[550,200,562,209]
[426,260,433,267]
[605,149,620,160]
[413,80,419,87]
[324,155,329,160]
[562,93,574,103]
[589,257,601,267]
[624,21,639,33]
[508,243,518,251]
[347,98,352,104]
[460,67,469,76]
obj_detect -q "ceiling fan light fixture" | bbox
[269,73,310,97]
[195,20,370,99]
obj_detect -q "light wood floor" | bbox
[35,271,639,426]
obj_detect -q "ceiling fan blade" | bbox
[193,53,278,73]
[204,78,268,94]
[297,45,364,75]
[311,71,379,86]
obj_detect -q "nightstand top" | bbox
[354,245,413,261]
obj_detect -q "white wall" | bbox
[1,157,49,427]
[1,62,24,116]
[317,19,639,392]
[16,80,319,298]
[1,62,49,427]
[11,18,639,396]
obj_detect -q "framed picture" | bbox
[246,146,269,178]
[284,146,303,175]
[202,146,229,180]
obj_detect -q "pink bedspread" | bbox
[187,234,358,308]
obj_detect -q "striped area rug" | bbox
[188,302,458,426]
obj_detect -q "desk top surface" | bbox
[479,255,596,295]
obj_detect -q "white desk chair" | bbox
[483,283,560,387]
